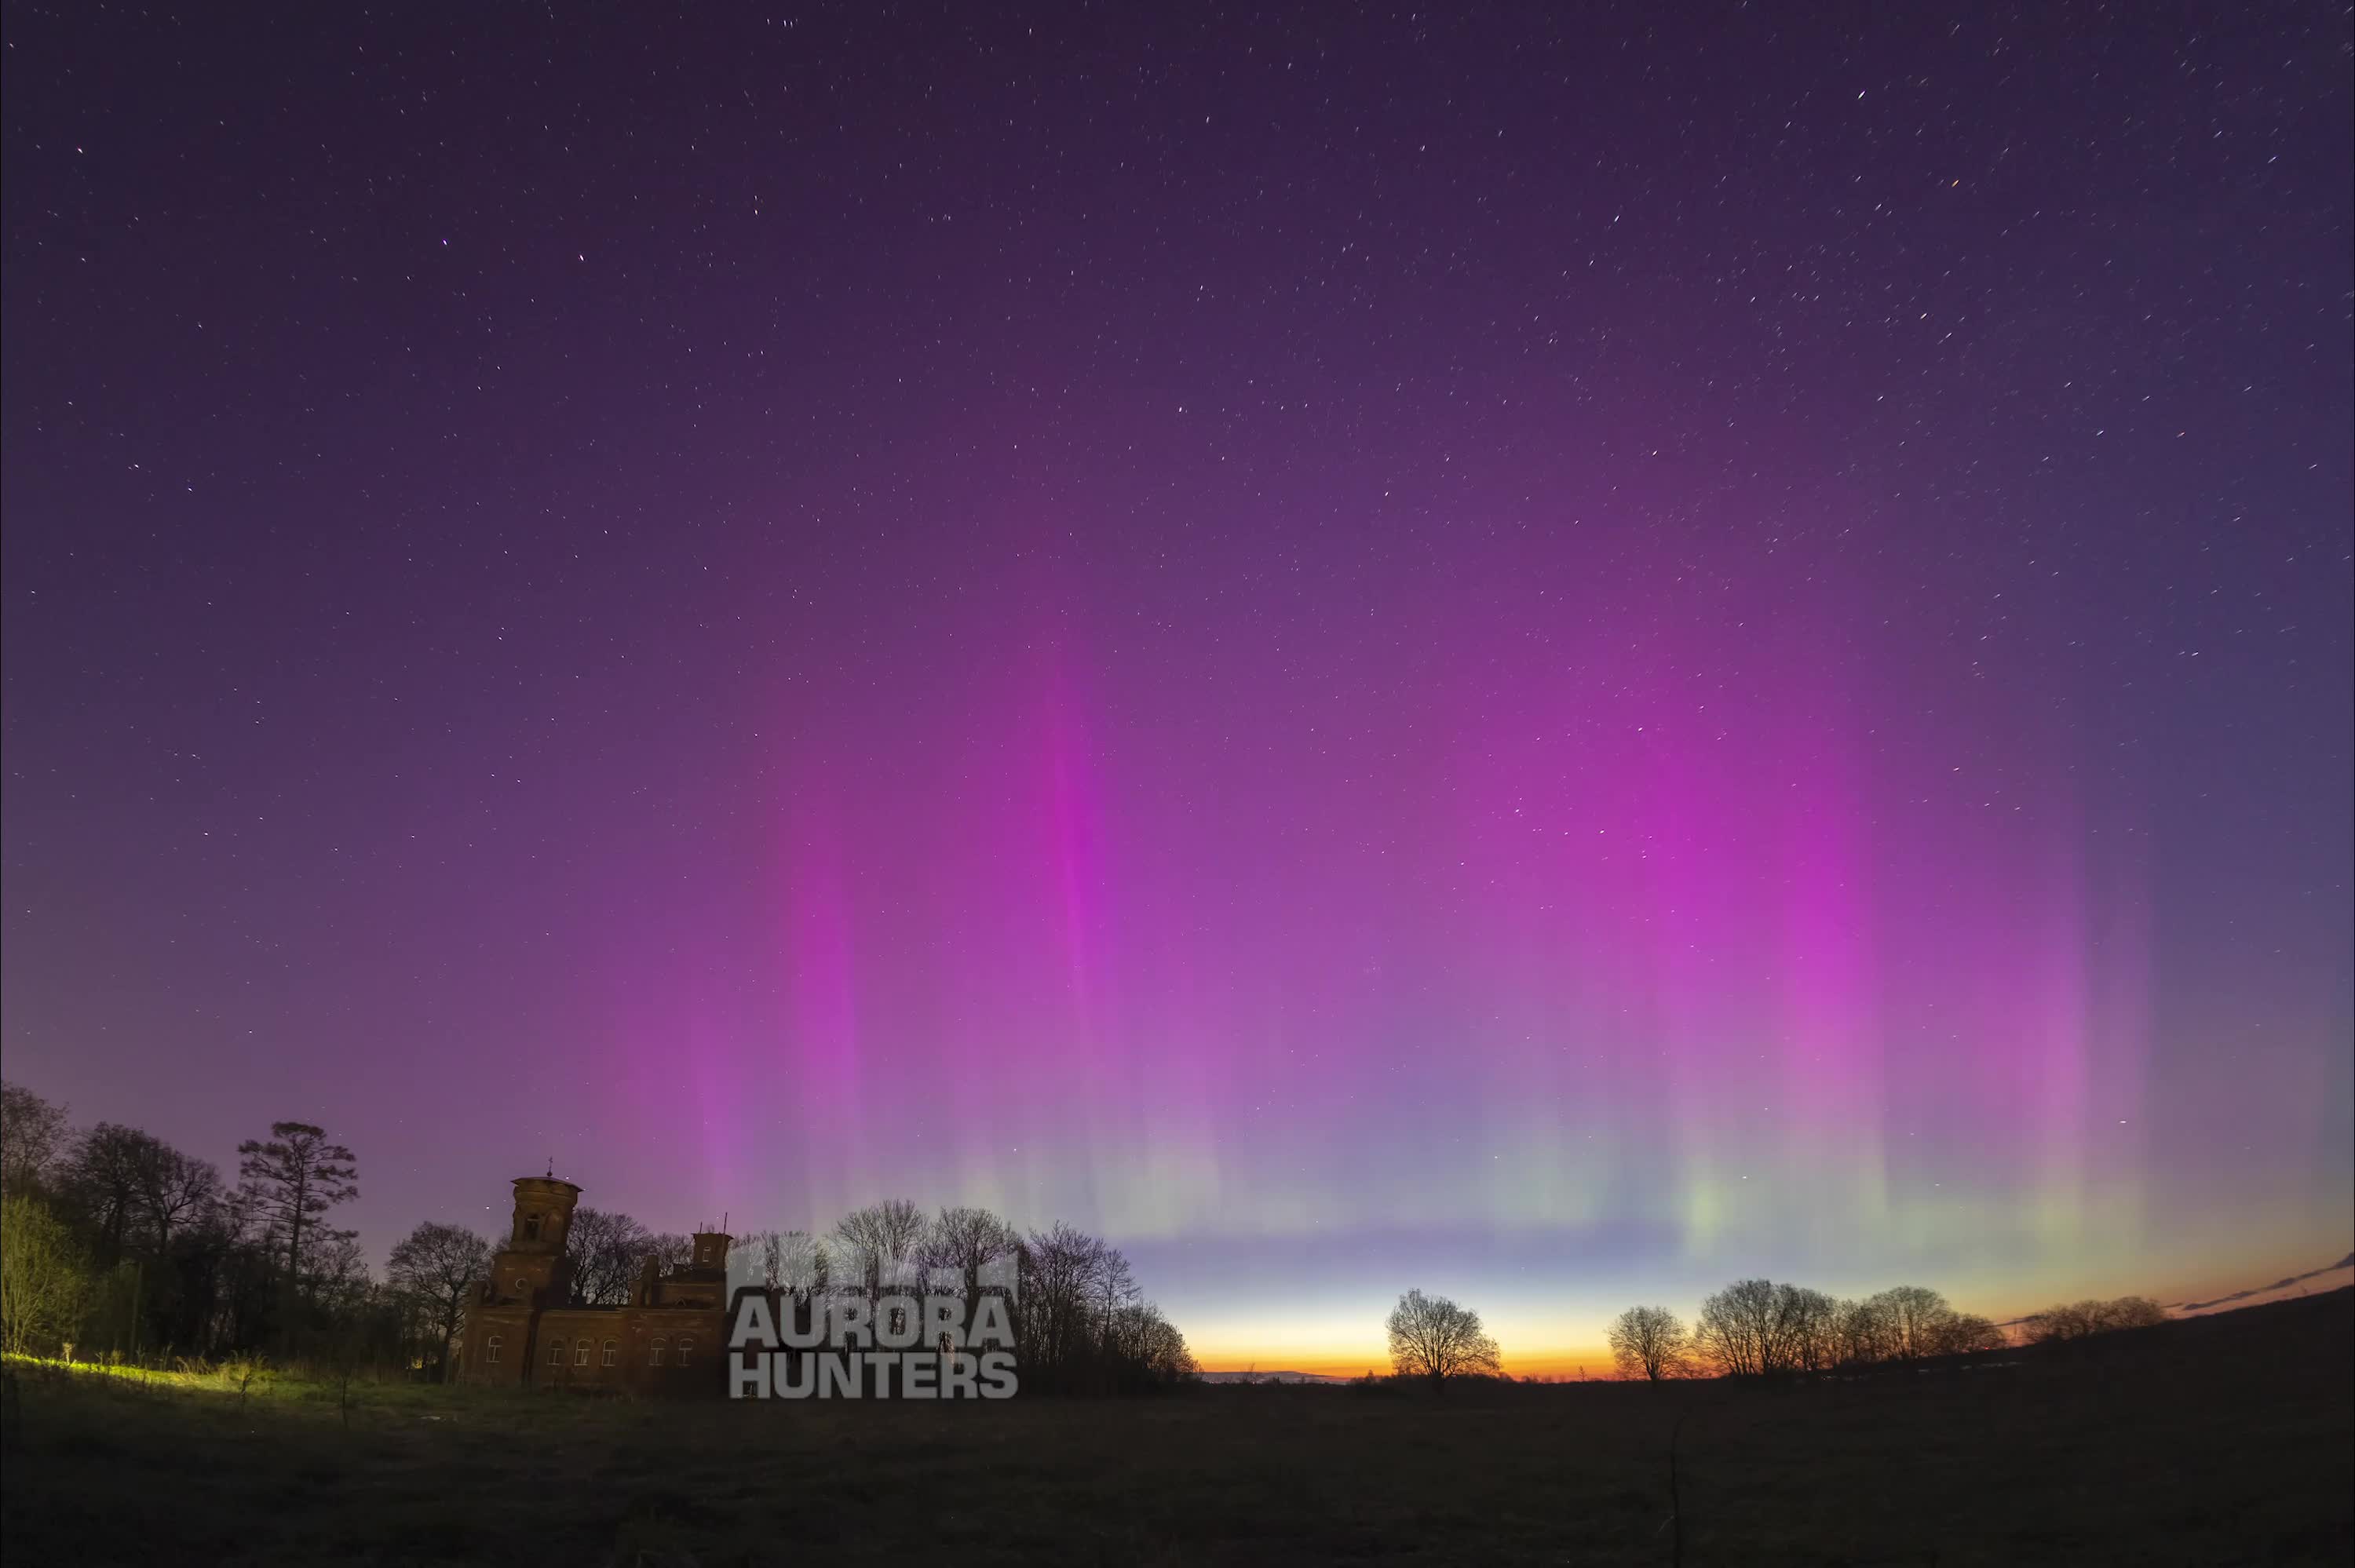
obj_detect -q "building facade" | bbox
[452,1175,732,1395]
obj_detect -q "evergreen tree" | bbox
[236,1121,360,1300]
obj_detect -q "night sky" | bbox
[4,4,2349,1373]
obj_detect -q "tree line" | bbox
[0,1080,2174,1392]
[733,1201,1197,1394]
[2,1081,386,1368]
[1,1081,1196,1393]
[1607,1278,2168,1381]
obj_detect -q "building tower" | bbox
[487,1175,582,1307]
[633,1226,734,1308]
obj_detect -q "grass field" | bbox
[3,1290,2348,1566]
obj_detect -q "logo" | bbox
[724,1256,1019,1399]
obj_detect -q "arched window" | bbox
[547,1338,565,1366]
[601,1339,618,1366]
[677,1337,695,1367]
[485,1335,504,1365]
[650,1337,668,1367]
[523,1213,542,1242]
[574,1340,590,1366]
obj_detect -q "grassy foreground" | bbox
[2,1291,2348,1566]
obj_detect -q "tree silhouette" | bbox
[1783,1286,1839,1372]
[235,1121,359,1296]
[831,1198,926,1301]
[564,1207,654,1306]
[0,1080,71,1198]
[386,1221,491,1380]
[1608,1304,1689,1381]
[60,1122,158,1267]
[1933,1311,2010,1354]
[141,1144,220,1256]
[750,1227,828,1300]
[1386,1289,1502,1387]
[2025,1295,2169,1343]
[1868,1284,1952,1361]
[2100,1296,2169,1331]
[1696,1278,1798,1377]
[921,1206,1020,1304]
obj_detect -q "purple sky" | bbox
[4,4,2349,1370]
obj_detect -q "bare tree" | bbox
[60,1123,154,1267]
[1696,1278,1832,1377]
[1783,1286,1840,1372]
[1019,1222,1106,1386]
[386,1222,492,1380]
[831,1198,925,1300]
[1086,1244,1140,1327]
[301,1231,374,1322]
[235,1121,360,1293]
[2025,1300,2100,1342]
[0,1081,71,1198]
[749,1228,828,1298]
[1932,1312,2010,1355]
[1696,1279,1773,1377]
[1608,1305,1689,1381]
[132,1140,221,1256]
[564,1208,653,1305]
[1386,1289,1502,1387]
[1101,1300,1200,1386]
[1010,1221,1194,1393]
[1868,1285,1954,1361]
[1688,1282,2008,1371]
[921,1206,1020,1302]
[1831,1296,1893,1368]
[2096,1296,2168,1331]
[2025,1295,2168,1343]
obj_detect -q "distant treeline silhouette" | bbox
[0,1081,1196,1394]
[729,1200,1198,1395]
[2018,1295,2169,1343]
[1606,1278,2167,1380]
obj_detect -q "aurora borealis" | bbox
[3,5,2349,1373]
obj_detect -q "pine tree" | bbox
[235,1121,359,1296]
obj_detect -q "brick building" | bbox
[451,1174,732,1395]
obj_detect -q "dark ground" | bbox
[3,1289,2348,1566]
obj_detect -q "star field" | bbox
[3,3,2348,1369]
